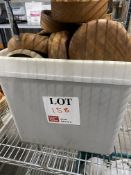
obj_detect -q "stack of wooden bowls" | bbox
[7,0,131,61]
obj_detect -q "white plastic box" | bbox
[0,52,131,154]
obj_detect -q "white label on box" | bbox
[43,97,80,125]
[25,2,42,24]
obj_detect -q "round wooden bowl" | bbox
[51,0,108,23]
[8,33,49,55]
[48,31,70,59]
[41,10,80,33]
[0,48,9,56]
[41,10,67,33]
[69,19,131,61]
[7,49,43,58]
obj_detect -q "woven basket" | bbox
[0,96,8,114]
[41,10,80,33]
[51,0,108,23]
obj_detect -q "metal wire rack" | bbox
[0,105,131,175]
[0,107,9,119]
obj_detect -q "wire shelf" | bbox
[0,107,9,119]
[0,105,131,175]
[0,113,78,174]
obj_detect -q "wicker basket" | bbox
[51,0,108,23]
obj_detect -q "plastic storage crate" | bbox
[0,50,131,154]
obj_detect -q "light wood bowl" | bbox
[48,31,70,59]
[51,0,108,23]
[41,10,80,33]
[69,19,131,61]
[7,49,43,58]
[41,10,67,33]
[8,33,49,56]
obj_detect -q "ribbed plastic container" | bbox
[0,50,131,154]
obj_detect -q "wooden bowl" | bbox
[41,10,80,33]
[69,19,131,61]
[51,0,108,23]
[41,10,67,33]
[8,33,49,55]
[7,49,43,58]
[0,48,9,56]
[48,31,70,59]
